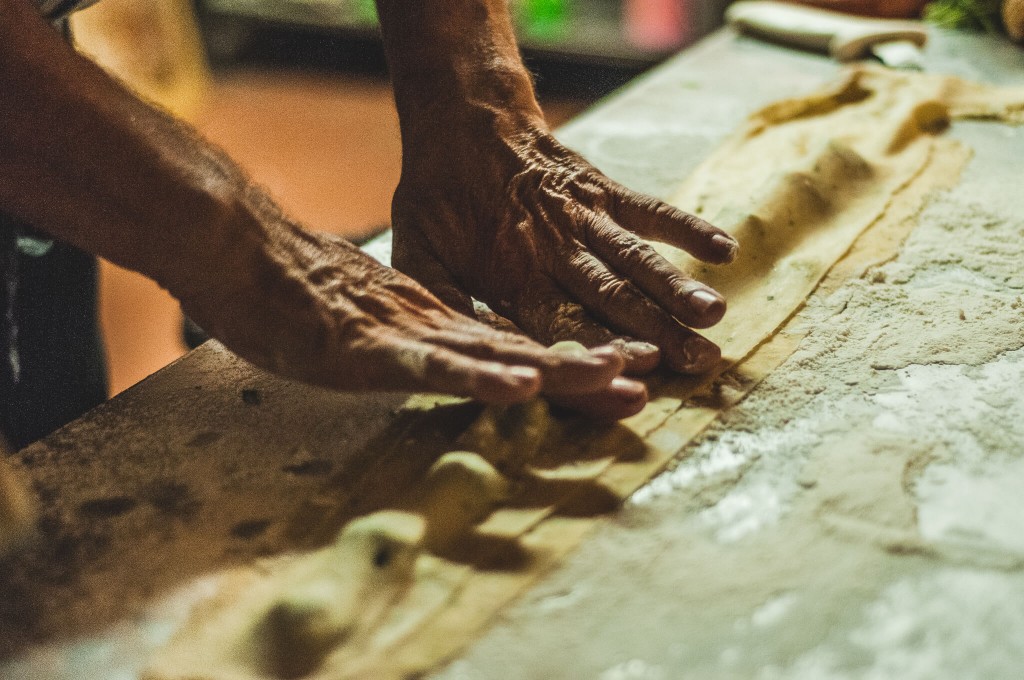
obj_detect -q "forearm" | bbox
[0,0,641,414]
[375,0,545,156]
[0,0,273,298]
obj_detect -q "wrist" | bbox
[376,0,545,152]
[168,199,318,370]
[153,186,276,306]
[400,95,546,170]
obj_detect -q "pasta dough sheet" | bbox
[147,67,1024,680]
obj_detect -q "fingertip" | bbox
[614,340,661,376]
[551,376,649,420]
[710,233,739,264]
[473,363,542,404]
[684,289,727,329]
[586,345,626,373]
[593,383,647,419]
[667,336,722,375]
[610,376,648,409]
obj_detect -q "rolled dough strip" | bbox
[144,511,426,680]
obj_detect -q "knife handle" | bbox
[726,1,928,61]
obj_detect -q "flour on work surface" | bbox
[4,66,1024,680]
[436,184,1024,679]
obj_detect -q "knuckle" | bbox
[544,302,595,342]
[465,337,500,360]
[626,192,662,214]
[595,275,630,307]
[628,241,660,268]
[657,203,698,231]
[569,249,596,273]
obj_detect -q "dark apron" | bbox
[0,215,107,450]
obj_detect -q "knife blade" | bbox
[726,1,928,70]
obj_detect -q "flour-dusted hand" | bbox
[377,0,738,378]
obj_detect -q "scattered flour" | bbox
[432,169,1024,680]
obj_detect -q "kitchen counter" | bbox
[3,26,1024,680]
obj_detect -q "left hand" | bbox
[391,117,738,377]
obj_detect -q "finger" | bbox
[472,301,523,335]
[586,216,726,329]
[511,275,661,375]
[604,338,661,377]
[425,322,625,395]
[474,297,660,377]
[471,300,661,375]
[391,231,475,316]
[547,376,649,421]
[608,185,738,264]
[410,340,543,404]
[330,333,543,404]
[555,250,721,374]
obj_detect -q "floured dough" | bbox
[665,66,1023,359]
[417,452,511,553]
[146,511,425,680]
[148,453,512,680]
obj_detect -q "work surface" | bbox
[4,28,1024,679]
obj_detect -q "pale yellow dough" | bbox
[147,453,511,680]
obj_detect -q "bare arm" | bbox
[0,0,235,290]
[376,0,739,377]
[0,0,643,416]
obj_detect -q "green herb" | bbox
[923,0,1005,34]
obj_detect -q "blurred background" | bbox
[73,0,733,395]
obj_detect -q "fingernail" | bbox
[624,341,658,356]
[587,346,621,362]
[611,377,647,401]
[689,290,725,317]
[712,234,739,261]
[505,366,540,386]
[549,340,591,358]
[682,337,720,373]
[617,341,661,376]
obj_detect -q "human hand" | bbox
[391,121,738,378]
[0,0,645,422]
[181,227,647,419]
